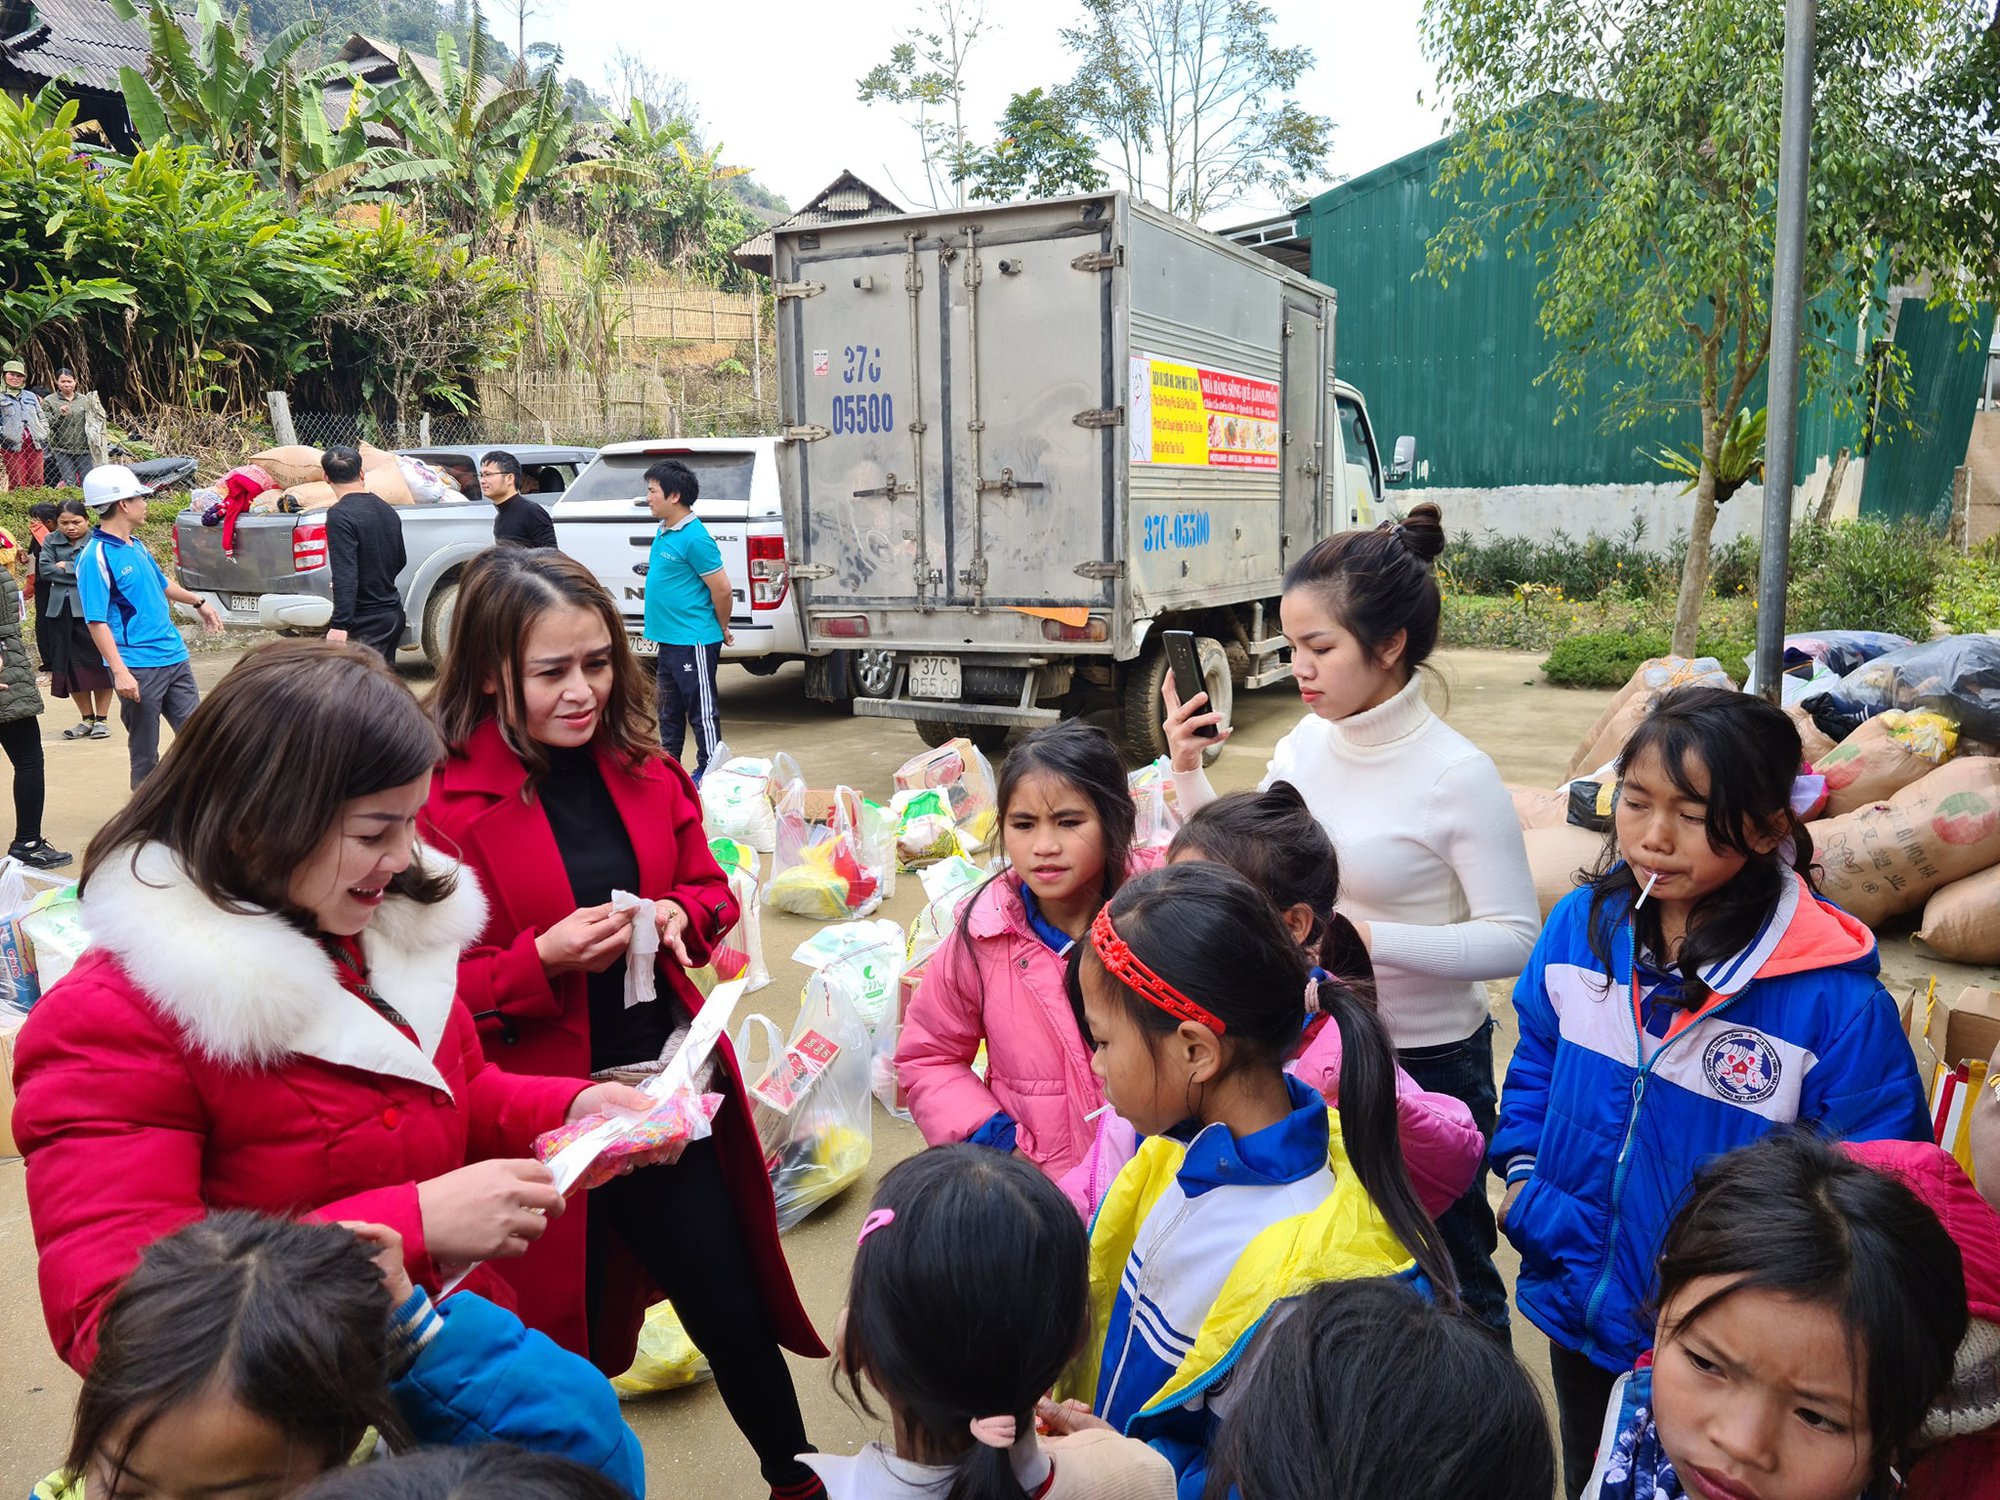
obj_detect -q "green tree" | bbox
[1421,0,2000,656]
[857,0,988,208]
[957,86,1107,202]
[1061,0,1331,222]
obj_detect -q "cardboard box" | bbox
[1906,984,2000,1084]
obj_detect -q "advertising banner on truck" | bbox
[1128,353,1281,471]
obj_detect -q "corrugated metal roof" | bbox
[0,0,193,93]
[732,169,902,275]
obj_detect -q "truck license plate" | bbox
[227,593,259,613]
[628,635,658,657]
[908,655,961,700]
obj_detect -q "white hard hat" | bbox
[82,464,155,510]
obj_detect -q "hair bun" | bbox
[1387,502,1446,564]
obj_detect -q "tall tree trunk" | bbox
[1671,461,1721,658]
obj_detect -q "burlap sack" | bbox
[287,480,337,510]
[1509,784,1570,832]
[1916,864,2000,964]
[1812,757,2000,927]
[358,441,398,472]
[245,445,324,488]
[1815,711,1953,818]
[1787,704,1837,764]
[365,461,413,506]
[1567,676,1646,781]
[1524,823,1607,919]
[1563,657,1738,780]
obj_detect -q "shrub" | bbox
[1934,544,2000,635]
[1441,520,1666,600]
[1540,625,1758,688]
[1786,518,1947,641]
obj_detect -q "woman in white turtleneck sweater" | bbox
[1164,501,1538,1331]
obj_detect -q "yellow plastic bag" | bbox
[610,1301,712,1397]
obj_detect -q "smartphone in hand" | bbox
[1163,630,1217,739]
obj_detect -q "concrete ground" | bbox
[3,647,1996,1497]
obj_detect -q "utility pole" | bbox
[1755,0,1817,704]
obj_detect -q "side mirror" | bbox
[1389,435,1416,483]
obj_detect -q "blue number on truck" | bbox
[1143,510,1213,552]
[832,392,896,433]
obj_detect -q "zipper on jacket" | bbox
[1104,1191,1198,1428]
[1578,934,1747,1363]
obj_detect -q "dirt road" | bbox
[1,648,1991,1496]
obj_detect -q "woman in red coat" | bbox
[13,642,657,1371]
[422,548,825,1500]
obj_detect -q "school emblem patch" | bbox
[1703,1029,1782,1105]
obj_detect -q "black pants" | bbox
[1397,1018,1510,1332]
[346,607,405,666]
[1549,1340,1621,1499]
[655,641,723,781]
[0,715,43,844]
[588,1139,813,1491]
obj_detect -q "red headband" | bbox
[1088,906,1227,1035]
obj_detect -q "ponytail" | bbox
[1317,979,1459,1304]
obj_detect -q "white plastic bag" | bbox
[740,976,873,1231]
[792,919,904,972]
[700,756,779,852]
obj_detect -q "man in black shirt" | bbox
[321,445,408,664]
[483,449,559,549]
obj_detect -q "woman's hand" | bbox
[341,1220,417,1304]
[567,1081,690,1170]
[416,1158,565,1262]
[1036,1398,1114,1436]
[655,898,695,968]
[536,902,634,975]
[1161,673,1231,772]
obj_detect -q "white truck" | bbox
[771,189,1407,759]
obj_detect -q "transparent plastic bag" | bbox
[894,739,998,851]
[610,1301,712,1397]
[700,757,779,852]
[1128,756,1182,849]
[739,975,874,1231]
[764,783,884,920]
[689,868,771,995]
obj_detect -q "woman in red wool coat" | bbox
[422,548,826,1500]
[13,643,660,1372]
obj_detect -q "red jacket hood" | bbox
[1845,1139,2000,1321]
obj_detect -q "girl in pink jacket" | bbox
[895,722,1160,1214]
[1169,782,1484,1217]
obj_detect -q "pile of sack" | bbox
[223,444,457,512]
[1508,639,2000,964]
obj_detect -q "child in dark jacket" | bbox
[1494,687,1931,1497]
[33,1211,644,1500]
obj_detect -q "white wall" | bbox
[1405,453,1866,546]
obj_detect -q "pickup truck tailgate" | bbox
[173,509,313,598]
[555,452,753,631]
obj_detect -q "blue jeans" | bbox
[1398,1018,1510,1332]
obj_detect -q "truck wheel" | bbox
[421,576,460,667]
[1118,635,1232,768]
[916,719,1010,753]
[741,659,782,677]
[850,647,896,699]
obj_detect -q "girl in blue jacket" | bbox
[36,1211,643,1500]
[1493,687,1930,1498]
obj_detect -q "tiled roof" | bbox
[0,0,193,93]
[732,169,903,274]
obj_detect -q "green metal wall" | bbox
[1859,301,1992,525]
[1301,139,1976,503]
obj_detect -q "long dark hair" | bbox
[840,1146,1090,1500]
[299,1446,628,1500]
[1282,501,1447,678]
[1169,781,1374,990]
[1654,1132,1967,1493]
[1205,1278,1554,1500]
[64,1212,408,1491]
[945,720,1136,977]
[1068,862,1456,1300]
[426,547,658,788]
[1587,685,1811,996]
[81,640,453,916]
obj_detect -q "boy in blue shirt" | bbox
[641,459,732,781]
[78,465,223,788]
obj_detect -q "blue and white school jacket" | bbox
[1493,874,1930,1374]
[1059,1075,1413,1499]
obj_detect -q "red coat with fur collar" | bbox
[422,717,823,1372]
[13,843,585,1371]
